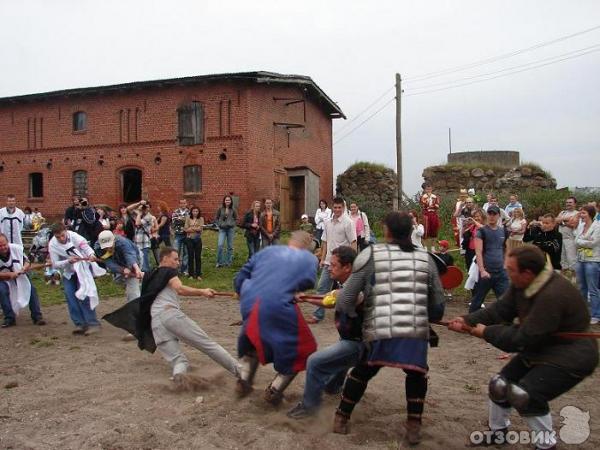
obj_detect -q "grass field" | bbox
[33,229,258,307]
[31,226,477,308]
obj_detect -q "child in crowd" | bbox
[434,240,454,267]
[299,214,314,234]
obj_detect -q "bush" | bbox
[346,161,390,172]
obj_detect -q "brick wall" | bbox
[0,79,334,224]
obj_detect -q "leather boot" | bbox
[333,410,350,435]
[405,419,422,446]
[263,385,284,406]
[235,378,253,398]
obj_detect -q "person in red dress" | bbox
[419,183,441,250]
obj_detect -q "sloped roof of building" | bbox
[0,71,345,119]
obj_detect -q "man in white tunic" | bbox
[48,223,106,335]
[0,234,45,327]
[0,195,25,245]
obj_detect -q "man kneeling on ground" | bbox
[288,245,361,418]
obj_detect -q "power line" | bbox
[403,24,600,84]
[332,26,600,145]
[406,43,600,92]
[333,97,395,144]
[336,86,395,133]
[404,46,600,97]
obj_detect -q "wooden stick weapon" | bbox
[213,291,325,301]
[432,320,600,340]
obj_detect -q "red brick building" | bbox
[0,72,345,227]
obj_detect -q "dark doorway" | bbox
[289,176,305,229]
[121,169,142,203]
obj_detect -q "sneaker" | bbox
[122,333,136,341]
[287,402,315,420]
[84,326,101,336]
[1,321,16,328]
[72,326,86,335]
[305,317,321,325]
[33,319,47,326]
[591,318,599,325]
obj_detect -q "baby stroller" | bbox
[28,226,61,286]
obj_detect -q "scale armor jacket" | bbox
[337,243,445,343]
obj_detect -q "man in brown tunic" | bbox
[449,245,598,449]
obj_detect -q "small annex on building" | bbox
[0,71,345,228]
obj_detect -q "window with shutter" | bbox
[183,165,202,193]
[177,102,204,145]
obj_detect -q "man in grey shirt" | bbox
[469,206,509,312]
[151,247,241,388]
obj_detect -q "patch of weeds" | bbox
[464,383,479,393]
[30,338,54,348]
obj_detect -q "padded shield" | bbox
[440,266,464,289]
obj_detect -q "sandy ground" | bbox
[1,295,599,450]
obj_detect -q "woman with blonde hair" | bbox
[507,207,527,250]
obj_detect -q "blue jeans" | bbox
[174,234,188,273]
[246,235,261,261]
[576,261,600,319]
[139,247,151,272]
[469,269,509,313]
[0,279,43,324]
[303,339,363,410]
[62,274,100,327]
[313,265,334,321]
[217,227,235,266]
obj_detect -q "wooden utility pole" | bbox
[395,73,402,209]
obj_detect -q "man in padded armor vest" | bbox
[332,211,445,446]
[449,245,598,449]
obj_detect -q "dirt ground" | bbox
[1,295,599,450]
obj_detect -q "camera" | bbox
[79,198,88,207]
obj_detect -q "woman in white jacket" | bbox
[409,210,425,248]
[314,199,331,244]
[575,205,600,324]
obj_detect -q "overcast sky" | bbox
[1,1,598,195]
